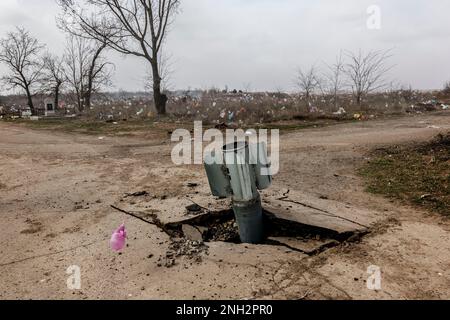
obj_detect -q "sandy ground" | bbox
[1,113,450,300]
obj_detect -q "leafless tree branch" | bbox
[0,27,45,113]
[295,66,322,101]
[63,35,113,112]
[322,52,345,110]
[344,49,394,106]
[56,0,180,115]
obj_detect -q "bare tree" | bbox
[344,49,393,106]
[41,53,66,109]
[57,0,180,115]
[145,51,174,93]
[64,36,87,112]
[242,82,252,93]
[63,35,113,112]
[295,66,321,101]
[323,52,345,110]
[443,81,450,95]
[0,27,44,114]
[84,40,112,110]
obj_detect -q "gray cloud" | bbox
[1,0,450,93]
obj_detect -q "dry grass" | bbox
[7,116,357,138]
[360,133,450,216]
[9,118,156,135]
[3,90,450,125]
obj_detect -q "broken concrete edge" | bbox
[165,208,370,247]
[181,224,204,242]
[164,209,235,230]
[263,202,369,235]
[267,237,341,256]
[264,189,380,228]
[112,197,373,258]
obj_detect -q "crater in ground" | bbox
[164,209,367,256]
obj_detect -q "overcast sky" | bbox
[1,0,450,93]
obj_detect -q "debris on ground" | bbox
[407,100,449,113]
[124,191,149,198]
[182,225,204,242]
[215,122,228,130]
[186,203,203,214]
[158,238,209,268]
[203,219,239,242]
[333,107,347,116]
[74,200,90,210]
[187,183,199,188]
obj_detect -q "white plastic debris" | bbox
[333,107,346,116]
[245,130,255,136]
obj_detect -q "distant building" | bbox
[43,98,56,116]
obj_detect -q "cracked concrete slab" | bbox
[263,189,384,235]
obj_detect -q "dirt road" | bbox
[1,113,450,300]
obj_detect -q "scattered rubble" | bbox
[158,238,209,268]
[186,203,203,214]
[407,100,450,113]
[112,189,379,264]
[181,225,204,242]
[187,183,199,188]
[124,191,149,198]
[203,219,239,243]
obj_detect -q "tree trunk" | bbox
[333,89,339,110]
[151,60,166,115]
[86,61,94,111]
[84,89,91,112]
[76,88,83,113]
[85,42,107,112]
[25,86,35,115]
[356,93,362,106]
[54,83,60,111]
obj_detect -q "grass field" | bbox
[360,133,450,216]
